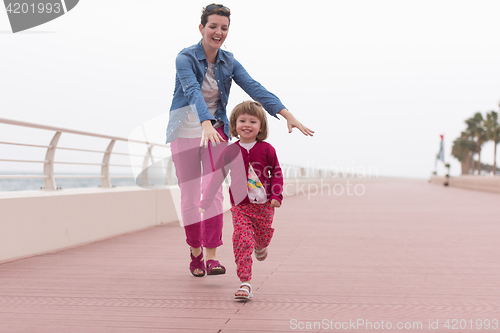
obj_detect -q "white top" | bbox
[177,62,223,138]
[239,141,267,204]
[239,141,257,151]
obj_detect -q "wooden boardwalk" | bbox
[1,179,499,332]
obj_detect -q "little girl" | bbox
[199,100,283,299]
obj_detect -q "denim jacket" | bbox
[166,41,286,143]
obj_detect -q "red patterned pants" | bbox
[231,201,275,282]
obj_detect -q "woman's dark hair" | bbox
[201,3,231,27]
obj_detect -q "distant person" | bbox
[166,3,313,278]
[200,101,283,299]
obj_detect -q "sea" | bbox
[0,172,138,192]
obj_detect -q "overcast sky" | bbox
[1,0,500,178]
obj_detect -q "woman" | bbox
[166,3,313,277]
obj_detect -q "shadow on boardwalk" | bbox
[0,179,499,332]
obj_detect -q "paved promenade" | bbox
[0,179,499,332]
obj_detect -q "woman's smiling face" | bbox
[199,14,229,54]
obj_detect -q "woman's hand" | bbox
[270,199,281,208]
[200,120,225,148]
[277,109,314,136]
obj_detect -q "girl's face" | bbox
[236,114,261,143]
[199,14,229,54]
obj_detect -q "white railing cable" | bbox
[2,175,49,179]
[56,147,108,153]
[0,159,49,164]
[54,161,105,166]
[110,152,144,157]
[0,141,52,149]
[54,175,105,179]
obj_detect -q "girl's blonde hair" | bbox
[229,101,268,141]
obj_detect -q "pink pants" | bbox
[231,202,275,282]
[170,128,228,249]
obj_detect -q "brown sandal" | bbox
[190,250,205,277]
[206,259,226,275]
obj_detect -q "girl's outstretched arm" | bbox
[277,109,314,136]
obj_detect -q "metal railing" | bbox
[0,116,173,190]
[0,116,325,192]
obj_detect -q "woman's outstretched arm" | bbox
[232,58,314,136]
[277,109,314,136]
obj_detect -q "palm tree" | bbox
[484,110,500,175]
[465,112,486,174]
[452,131,476,174]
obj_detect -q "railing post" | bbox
[284,165,291,179]
[141,146,153,187]
[101,139,116,188]
[300,167,306,179]
[43,131,61,190]
[166,156,175,185]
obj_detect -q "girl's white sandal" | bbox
[254,247,268,261]
[234,282,253,300]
